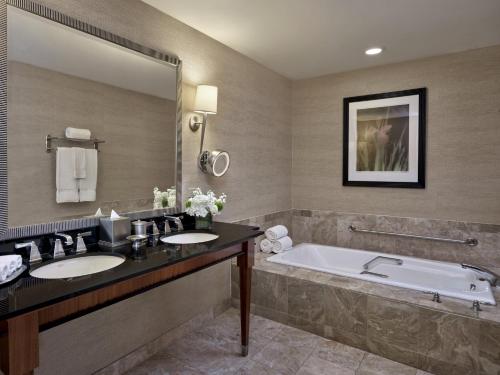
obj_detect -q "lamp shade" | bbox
[193,85,218,114]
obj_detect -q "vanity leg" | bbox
[237,240,254,356]
[0,312,39,375]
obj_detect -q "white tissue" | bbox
[94,208,103,217]
[110,209,121,220]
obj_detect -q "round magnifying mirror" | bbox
[198,150,230,177]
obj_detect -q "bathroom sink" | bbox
[160,232,219,245]
[29,254,125,279]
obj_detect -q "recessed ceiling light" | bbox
[365,47,383,56]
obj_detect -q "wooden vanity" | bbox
[0,223,259,375]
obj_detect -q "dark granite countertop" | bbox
[0,222,262,321]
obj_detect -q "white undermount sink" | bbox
[29,254,125,279]
[160,232,219,245]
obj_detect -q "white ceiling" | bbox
[8,6,177,100]
[143,0,500,79]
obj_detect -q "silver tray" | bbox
[0,264,27,286]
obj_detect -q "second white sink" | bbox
[160,232,219,245]
[30,254,125,279]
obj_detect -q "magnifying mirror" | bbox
[198,150,230,177]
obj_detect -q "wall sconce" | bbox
[189,85,230,177]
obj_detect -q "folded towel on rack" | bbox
[56,147,79,203]
[65,127,91,140]
[265,225,288,241]
[260,238,273,253]
[78,148,98,202]
[72,147,86,179]
[272,236,293,253]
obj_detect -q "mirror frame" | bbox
[0,0,183,240]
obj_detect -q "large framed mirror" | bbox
[0,0,182,240]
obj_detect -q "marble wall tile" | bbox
[324,286,367,336]
[323,325,368,352]
[291,215,313,244]
[366,297,421,353]
[311,210,337,246]
[479,320,500,375]
[287,278,325,325]
[252,269,288,313]
[419,308,480,373]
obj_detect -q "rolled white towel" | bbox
[260,238,273,253]
[272,236,293,253]
[265,225,288,241]
[65,127,91,140]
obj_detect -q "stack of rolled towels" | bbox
[260,225,293,254]
[0,255,22,282]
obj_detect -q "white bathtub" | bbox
[267,243,496,305]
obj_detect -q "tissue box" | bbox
[99,216,131,247]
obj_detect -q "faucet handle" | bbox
[75,232,91,254]
[15,241,42,263]
[53,239,66,259]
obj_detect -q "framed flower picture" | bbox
[343,88,426,188]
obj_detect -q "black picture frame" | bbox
[342,88,426,189]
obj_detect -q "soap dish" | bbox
[0,265,27,285]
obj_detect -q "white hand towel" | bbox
[72,147,87,179]
[65,127,91,140]
[0,255,22,277]
[265,225,288,241]
[260,238,273,253]
[272,236,293,253]
[0,264,8,281]
[78,149,98,202]
[56,147,79,203]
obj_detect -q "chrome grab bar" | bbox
[363,255,403,271]
[348,225,478,246]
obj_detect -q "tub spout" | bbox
[462,264,499,287]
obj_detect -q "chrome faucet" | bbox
[54,232,74,246]
[462,264,499,287]
[15,241,42,263]
[164,215,184,232]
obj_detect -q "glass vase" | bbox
[195,213,213,230]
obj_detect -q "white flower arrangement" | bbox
[153,187,176,209]
[185,188,226,218]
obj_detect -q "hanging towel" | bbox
[65,127,91,140]
[78,148,98,202]
[265,225,288,241]
[56,147,79,203]
[260,238,273,253]
[72,147,87,179]
[272,236,293,253]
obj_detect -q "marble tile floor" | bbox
[124,308,433,375]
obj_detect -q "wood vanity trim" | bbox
[0,242,252,375]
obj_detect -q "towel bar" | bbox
[45,134,105,152]
[348,225,478,246]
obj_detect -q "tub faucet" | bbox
[462,264,499,287]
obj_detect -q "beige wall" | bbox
[8,61,177,226]
[13,0,292,373]
[292,46,500,224]
[29,0,292,223]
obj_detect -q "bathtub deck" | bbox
[230,251,500,375]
